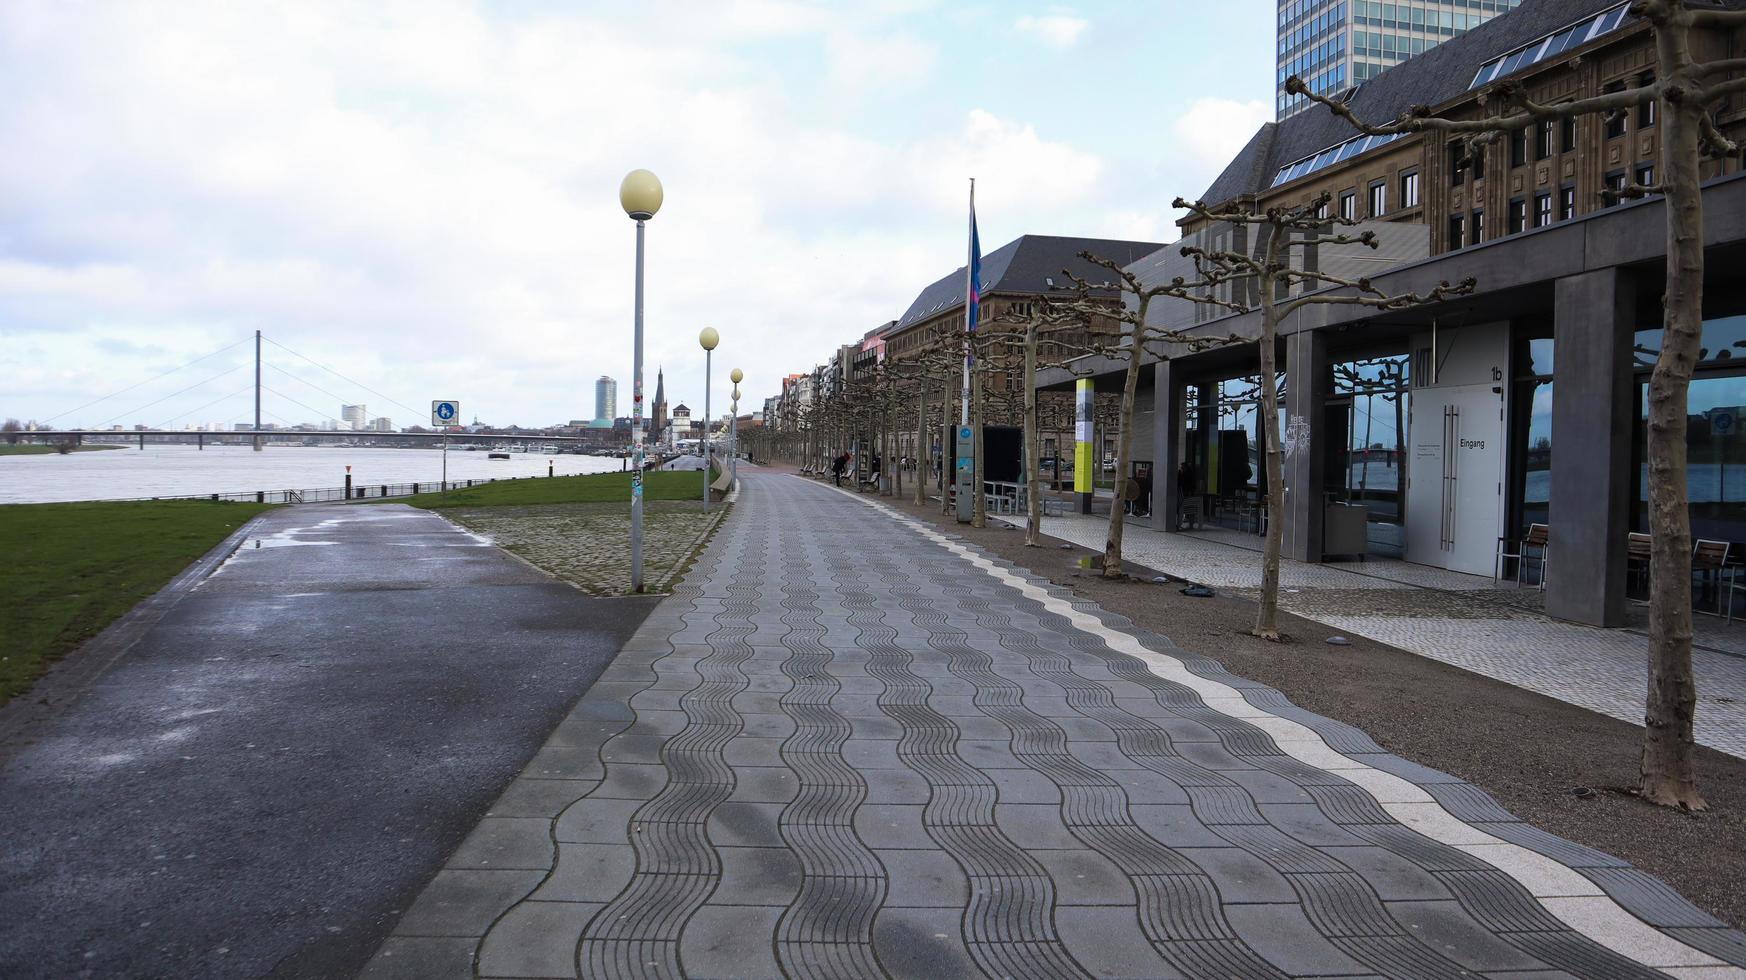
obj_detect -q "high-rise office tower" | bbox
[594,376,617,423]
[340,404,367,429]
[1277,0,1521,117]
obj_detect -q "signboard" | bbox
[1714,410,1736,437]
[431,400,460,427]
[1074,379,1093,495]
[954,424,975,522]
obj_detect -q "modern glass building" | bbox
[1277,0,1522,117]
[594,375,617,425]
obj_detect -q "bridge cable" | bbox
[153,385,255,430]
[259,383,337,424]
[94,364,247,429]
[43,339,248,425]
[261,336,426,420]
[263,362,366,416]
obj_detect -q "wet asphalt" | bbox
[0,504,656,979]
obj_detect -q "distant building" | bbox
[341,404,367,429]
[370,417,393,432]
[594,376,618,424]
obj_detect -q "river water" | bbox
[0,445,628,504]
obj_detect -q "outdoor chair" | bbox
[1493,523,1549,589]
[1693,539,1730,614]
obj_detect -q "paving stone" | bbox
[522,743,606,780]
[1056,906,1188,979]
[593,762,670,800]
[1035,848,1138,906]
[1259,803,1368,846]
[679,904,783,979]
[485,777,597,819]
[1129,804,1230,848]
[447,817,555,871]
[1320,845,1453,901]
[861,766,932,804]
[707,800,787,848]
[737,712,797,739]
[874,906,981,980]
[727,765,800,803]
[716,846,803,906]
[877,848,969,907]
[553,796,643,845]
[394,869,546,937]
[1223,903,1372,977]
[1384,900,1551,972]
[1105,766,1192,804]
[987,766,1063,804]
[358,937,477,980]
[1173,847,1298,904]
[721,736,786,767]
[476,901,598,978]
[529,843,635,904]
[993,803,1083,850]
[854,803,929,849]
[841,738,904,769]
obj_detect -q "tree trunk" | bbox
[1103,299,1150,578]
[915,378,928,505]
[1255,277,1287,640]
[1024,320,1042,546]
[1640,37,1706,808]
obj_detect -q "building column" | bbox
[1546,268,1635,626]
[1284,329,1328,563]
[1151,359,1183,532]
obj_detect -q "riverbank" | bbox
[0,498,270,704]
[394,468,712,509]
[0,444,124,455]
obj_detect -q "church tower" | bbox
[651,366,668,441]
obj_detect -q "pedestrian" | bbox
[832,452,849,487]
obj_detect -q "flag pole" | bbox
[960,178,974,426]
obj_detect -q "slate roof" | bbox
[1199,0,1639,206]
[895,235,1165,329]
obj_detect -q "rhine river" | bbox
[0,445,627,504]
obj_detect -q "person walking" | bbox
[831,452,849,487]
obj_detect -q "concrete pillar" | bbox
[1283,329,1329,562]
[1151,359,1183,532]
[1546,268,1635,626]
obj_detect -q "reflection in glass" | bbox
[1332,354,1410,556]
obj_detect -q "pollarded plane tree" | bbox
[1170,194,1474,640]
[1055,253,1245,580]
[1289,0,1745,807]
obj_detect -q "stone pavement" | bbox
[993,513,1746,761]
[366,474,1746,979]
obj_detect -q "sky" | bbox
[0,1,1275,430]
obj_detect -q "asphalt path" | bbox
[0,504,655,979]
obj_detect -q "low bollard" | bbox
[256,491,264,503]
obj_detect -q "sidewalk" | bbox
[994,512,1746,761]
[365,473,1746,979]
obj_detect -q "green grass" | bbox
[395,469,716,509]
[0,499,272,704]
[0,444,125,455]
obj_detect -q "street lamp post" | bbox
[699,327,718,512]
[620,169,663,594]
[730,368,744,489]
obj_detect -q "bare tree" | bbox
[1058,254,1241,579]
[1288,0,1745,807]
[1172,195,1473,639]
[2,419,20,445]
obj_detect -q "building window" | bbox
[1472,209,1485,241]
[1340,190,1357,220]
[1535,119,1554,160]
[1604,82,1628,139]
[1368,180,1387,217]
[1400,170,1420,208]
[1447,214,1465,250]
[1508,198,1527,234]
[1636,162,1656,190]
[1448,142,1466,186]
[1510,127,1528,168]
[1535,192,1552,227]
[1315,198,1329,220]
[1561,115,1577,153]
[1638,73,1656,127]
[1559,184,1576,220]
[1604,170,1627,205]
[1471,146,1486,181]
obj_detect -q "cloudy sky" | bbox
[0,1,1273,430]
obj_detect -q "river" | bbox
[0,445,628,504]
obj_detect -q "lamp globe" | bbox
[699,327,720,351]
[619,169,663,220]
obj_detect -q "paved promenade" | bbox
[369,474,1746,979]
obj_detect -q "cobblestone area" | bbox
[446,501,720,595]
[366,474,1746,979]
[1003,513,1746,761]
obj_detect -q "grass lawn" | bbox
[0,499,271,704]
[0,444,125,455]
[395,469,716,509]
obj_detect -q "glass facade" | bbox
[1331,354,1411,556]
[1279,0,1522,117]
[1183,376,1286,533]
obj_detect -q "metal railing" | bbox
[136,455,671,505]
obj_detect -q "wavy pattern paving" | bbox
[370,472,1746,980]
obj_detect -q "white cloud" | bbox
[1171,96,1273,176]
[1014,11,1089,48]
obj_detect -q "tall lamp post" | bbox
[730,368,743,488]
[699,327,718,512]
[620,168,663,594]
